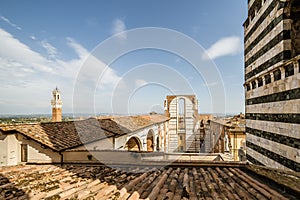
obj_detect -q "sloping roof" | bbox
[0,164,298,199]
[98,114,169,134]
[210,115,246,133]
[0,114,169,151]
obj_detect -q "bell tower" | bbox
[51,87,62,122]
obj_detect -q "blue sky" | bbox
[0,0,247,115]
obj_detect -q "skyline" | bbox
[0,1,247,115]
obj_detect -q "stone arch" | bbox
[125,137,142,152]
[147,129,155,152]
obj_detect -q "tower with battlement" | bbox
[51,87,62,122]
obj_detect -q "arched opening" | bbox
[147,130,154,152]
[178,98,186,130]
[126,137,141,152]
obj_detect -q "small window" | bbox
[285,64,294,77]
[265,74,271,84]
[258,78,263,87]
[251,81,257,89]
[57,95,60,100]
[244,18,249,28]
[180,146,184,151]
[274,69,281,81]
[87,155,93,160]
[180,135,183,140]
[250,12,255,21]
[256,3,262,12]
[21,144,28,162]
[246,84,251,91]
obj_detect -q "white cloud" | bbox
[0,16,22,30]
[112,19,127,40]
[0,28,122,114]
[135,79,147,87]
[30,35,36,40]
[0,28,53,73]
[66,37,89,59]
[41,40,58,59]
[202,36,242,60]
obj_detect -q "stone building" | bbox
[164,95,200,152]
[244,0,300,171]
[206,114,246,161]
[0,115,169,166]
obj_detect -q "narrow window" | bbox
[258,78,263,87]
[285,64,294,77]
[265,74,271,84]
[257,2,262,12]
[274,69,281,81]
[251,81,256,89]
[178,98,185,129]
[21,144,28,162]
[250,12,255,21]
[246,84,251,91]
[87,155,93,160]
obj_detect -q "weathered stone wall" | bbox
[244,0,300,171]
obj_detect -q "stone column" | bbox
[280,67,285,80]
[270,72,274,82]
[255,79,258,88]
[294,60,299,74]
[262,76,266,86]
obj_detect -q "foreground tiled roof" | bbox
[0,114,169,151]
[0,164,298,200]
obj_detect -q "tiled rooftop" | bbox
[0,114,169,151]
[210,114,246,132]
[0,164,298,200]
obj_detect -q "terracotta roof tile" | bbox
[0,164,298,200]
[0,114,169,151]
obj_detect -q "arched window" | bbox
[246,84,251,91]
[285,64,294,77]
[265,74,271,85]
[274,69,281,81]
[178,98,185,130]
[257,78,263,87]
[147,130,154,152]
[178,98,185,116]
[251,81,256,89]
